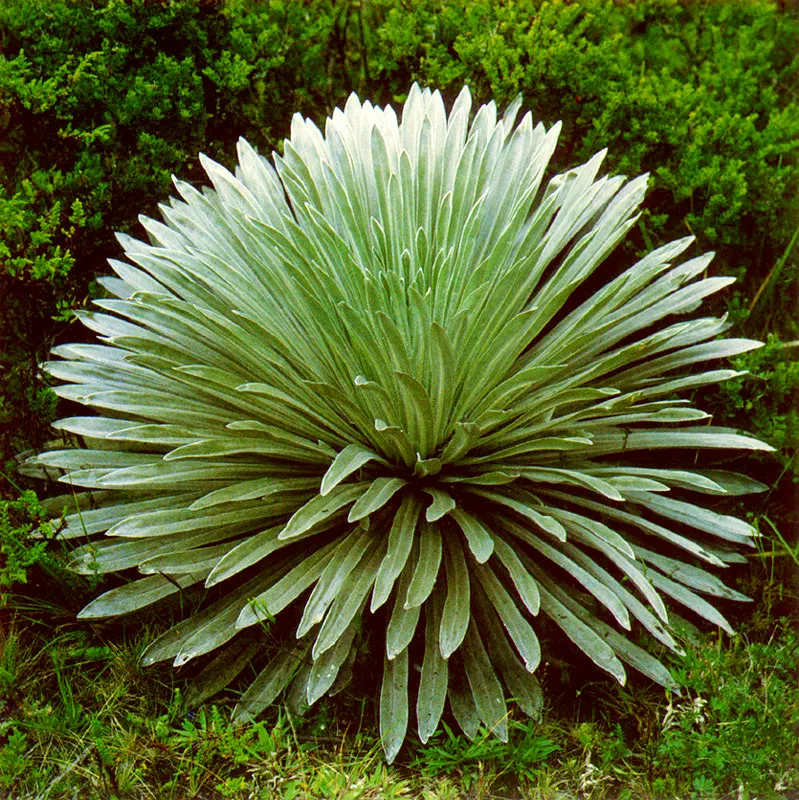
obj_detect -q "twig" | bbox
[748,219,799,315]
[35,743,92,800]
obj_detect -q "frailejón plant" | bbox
[26,85,772,762]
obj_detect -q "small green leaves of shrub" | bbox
[27,86,772,762]
[708,334,799,476]
[0,490,58,590]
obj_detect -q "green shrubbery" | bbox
[653,621,799,798]
[0,490,54,590]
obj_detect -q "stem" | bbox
[748,218,799,315]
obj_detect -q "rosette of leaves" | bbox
[26,85,772,762]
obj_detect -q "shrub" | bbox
[25,86,772,761]
[0,490,59,591]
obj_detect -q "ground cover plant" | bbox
[22,84,775,763]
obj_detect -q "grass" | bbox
[2,493,798,799]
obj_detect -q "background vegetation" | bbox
[1,0,797,797]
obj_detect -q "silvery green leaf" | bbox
[347,477,407,521]
[450,507,494,562]
[521,467,624,501]
[297,528,374,638]
[33,449,156,470]
[190,476,318,510]
[328,639,358,698]
[439,422,479,463]
[320,444,385,496]
[590,427,774,455]
[473,560,541,672]
[423,488,456,522]
[380,648,409,764]
[556,522,668,623]
[648,571,735,635]
[205,524,288,587]
[285,661,313,718]
[442,470,520,486]
[633,544,750,602]
[618,338,763,384]
[70,527,227,574]
[404,520,443,609]
[439,535,471,659]
[59,492,200,538]
[627,491,758,545]
[307,610,361,705]
[233,640,310,723]
[78,572,203,619]
[490,534,540,616]
[371,494,422,611]
[279,484,367,540]
[462,619,508,742]
[604,475,670,492]
[695,470,769,495]
[417,587,448,744]
[541,505,635,558]
[545,490,724,567]
[106,502,274,538]
[84,461,268,489]
[429,323,457,437]
[583,467,726,495]
[139,543,232,575]
[472,489,567,541]
[386,543,423,659]
[395,371,436,457]
[313,537,384,657]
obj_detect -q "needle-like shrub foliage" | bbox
[26,86,772,762]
